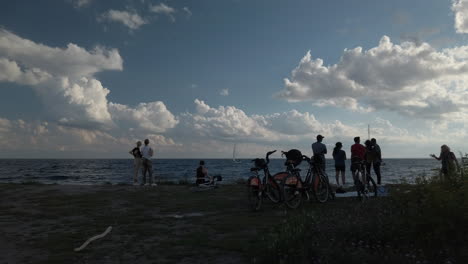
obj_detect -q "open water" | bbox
[0,159,442,185]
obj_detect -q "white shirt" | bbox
[141,145,153,159]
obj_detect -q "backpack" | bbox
[285,149,303,166]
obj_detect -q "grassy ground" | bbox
[0,183,308,264]
[1,182,466,264]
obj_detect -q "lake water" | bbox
[0,159,442,185]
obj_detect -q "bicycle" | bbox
[247,150,284,211]
[281,155,331,209]
[352,160,377,200]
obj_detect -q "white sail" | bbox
[233,143,241,163]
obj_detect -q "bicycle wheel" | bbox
[367,176,378,197]
[247,177,262,211]
[282,175,302,209]
[265,178,281,203]
[313,173,329,203]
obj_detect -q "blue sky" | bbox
[1,0,468,158]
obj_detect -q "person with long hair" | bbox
[431,145,460,180]
[129,141,142,185]
[332,142,346,187]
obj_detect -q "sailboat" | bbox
[232,143,241,163]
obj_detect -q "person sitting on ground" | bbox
[430,145,460,180]
[350,136,366,184]
[196,160,213,185]
[128,141,142,185]
[332,142,346,188]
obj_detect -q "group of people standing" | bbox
[129,139,157,186]
[311,135,382,188]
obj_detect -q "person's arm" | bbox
[149,148,154,157]
[323,145,327,155]
[344,151,347,160]
[129,149,134,156]
[430,154,440,160]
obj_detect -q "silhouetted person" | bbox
[431,145,459,180]
[141,139,156,186]
[371,138,382,184]
[350,136,366,183]
[129,141,142,185]
[312,134,327,170]
[196,160,212,185]
[333,142,346,187]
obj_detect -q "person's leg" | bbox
[373,161,381,184]
[142,159,147,185]
[134,158,140,183]
[335,167,340,186]
[365,162,372,182]
[148,161,153,184]
[341,168,346,186]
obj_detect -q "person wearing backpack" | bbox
[364,140,379,184]
[371,138,382,184]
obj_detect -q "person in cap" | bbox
[312,134,327,170]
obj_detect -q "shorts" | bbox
[335,165,345,172]
[350,163,362,173]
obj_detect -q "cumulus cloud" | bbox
[100,10,148,30]
[0,29,178,139]
[277,36,468,119]
[0,29,123,127]
[109,101,179,133]
[452,0,468,33]
[219,88,229,96]
[178,100,363,144]
[150,3,176,22]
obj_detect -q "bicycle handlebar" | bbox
[266,150,276,164]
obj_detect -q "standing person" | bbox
[141,139,156,186]
[431,145,460,180]
[364,140,378,182]
[350,137,366,183]
[312,134,327,171]
[129,141,142,185]
[333,142,346,187]
[371,138,382,184]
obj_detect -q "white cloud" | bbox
[179,100,362,144]
[0,29,178,138]
[150,3,176,22]
[219,88,229,96]
[0,29,123,128]
[109,101,179,133]
[183,7,192,18]
[452,0,468,33]
[277,36,468,120]
[100,10,148,30]
[70,0,92,9]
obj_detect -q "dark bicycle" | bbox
[247,150,288,211]
[352,160,377,200]
[281,153,331,209]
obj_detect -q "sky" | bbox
[1,0,468,158]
